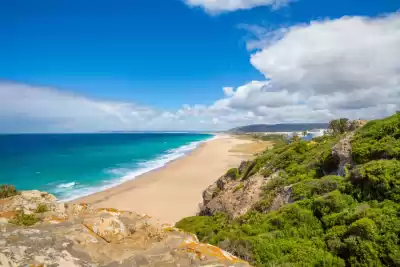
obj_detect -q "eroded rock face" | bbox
[268,185,293,212]
[200,172,274,219]
[332,133,354,177]
[0,192,251,267]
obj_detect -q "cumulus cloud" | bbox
[223,87,235,97]
[206,13,400,124]
[250,14,400,96]
[184,0,291,13]
[2,13,400,133]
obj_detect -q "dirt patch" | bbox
[229,141,274,155]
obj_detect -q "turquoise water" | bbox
[0,133,213,201]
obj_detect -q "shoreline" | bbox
[58,134,216,202]
[73,134,270,224]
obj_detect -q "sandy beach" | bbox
[74,135,271,224]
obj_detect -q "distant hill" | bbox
[229,123,328,133]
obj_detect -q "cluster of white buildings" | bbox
[263,129,327,140]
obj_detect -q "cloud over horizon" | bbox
[184,0,291,13]
[1,13,400,133]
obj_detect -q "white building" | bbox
[305,129,326,140]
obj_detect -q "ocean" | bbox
[0,133,214,201]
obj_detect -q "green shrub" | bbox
[9,211,39,226]
[233,183,244,192]
[226,168,239,179]
[352,113,400,164]
[175,213,229,243]
[312,190,355,219]
[291,176,347,201]
[0,184,18,198]
[249,236,345,267]
[177,114,400,267]
[35,203,49,213]
[350,160,400,202]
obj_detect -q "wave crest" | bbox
[57,135,215,202]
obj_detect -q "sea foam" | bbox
[57,135,216,202]
[57,182,76,189]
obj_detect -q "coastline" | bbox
[55,133,215,202]
[73,134,268,224]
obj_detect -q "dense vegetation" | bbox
[177,114,400,267]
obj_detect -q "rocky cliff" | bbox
[0,190,250,267]
[198,132,356,219]
[176,115,400,267]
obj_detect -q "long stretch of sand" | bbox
[74,135,268,224]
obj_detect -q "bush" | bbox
[177,114,400,267]
[350,160,400,202]
[226,168,239,179]
[0,184,18,198]
[9,211,39,226]
[35,203,49,213]
[291,176,347,201]
[175,213,229,243]
[352,113,400,164]
[312,190,355,219]
[249,237,345,267]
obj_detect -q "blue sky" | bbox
[0,0,399,132]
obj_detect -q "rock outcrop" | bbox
[0,191,250,267]
[268,185,293,212]
[199,161,277,219]
[332,133,354,177]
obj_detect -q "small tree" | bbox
[291,132,301,142]
[328,118,349,135]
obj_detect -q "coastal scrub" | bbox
[177,114,400,267]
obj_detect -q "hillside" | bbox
[229,123,329,133]
[177,114,400,266]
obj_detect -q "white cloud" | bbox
[250,14,400,96]
[0,82,251,132]
[184,0,291,13]
[0,82,160,133]
[2,14,400,133]
[207,13,400,124]
[223,87,235,97]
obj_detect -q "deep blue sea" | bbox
[0,133,213,201]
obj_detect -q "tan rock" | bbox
[332,133,354,176]
[84,215,128,243]
[0,189,251,266]
[200,172,275,218]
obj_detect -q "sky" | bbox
[0,0,399,132]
